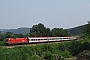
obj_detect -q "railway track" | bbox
[0,43,40,48]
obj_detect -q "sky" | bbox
[0,0,90,29]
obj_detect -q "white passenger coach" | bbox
[28,36,77,43]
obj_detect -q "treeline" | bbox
[30,23,70,37]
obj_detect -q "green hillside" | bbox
[66,25,85,36]
[5,28,30,35]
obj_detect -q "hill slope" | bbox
[5,28,30,34]
[6,28,30,34]
[66,25,85,35]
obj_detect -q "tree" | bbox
[30,23,51,37]
[5,32,16,38]
[45,28,51,36]
[0,34,5,41]
[15,34,25,38]
[0,34,6,46]
[76,50,90,60]
[43,51,54,60]
[84,21,90,37]
[70,41,81,55]
[51,28,70,37]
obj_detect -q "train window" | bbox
[44,39,47,40]
[59,38,62,39]
[51,38,58,40]
[31,39,35,41]
[56,38,60,40]
[41,39,43,40]
[31,39,33,41]
[38,39,40,40]
[62,38,64,39]
[54,38,59,40]
[62,38,69,39]
[35,39,36,41]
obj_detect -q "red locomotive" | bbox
[5,36,78,45]
[5,38,28,45]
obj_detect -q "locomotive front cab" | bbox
[5,38,13,45]
[5,38,9,45]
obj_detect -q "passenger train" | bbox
[5,36,78,45]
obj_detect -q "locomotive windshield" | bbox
[5,39,8,42]
[4,39,8,45]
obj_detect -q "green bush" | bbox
[0,41,5,46]
[43,51,54,60]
